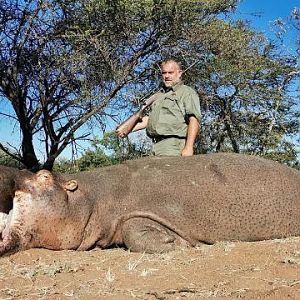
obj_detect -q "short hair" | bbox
[160,59,182,71]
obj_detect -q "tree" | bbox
[99,132,151,162]
[76,147,113,171]
[273,7,300,56]
[0,0,85,170]
[0,149,22,168]
[291,7,300,55]
[0,0,238,170]
[53,131,151,172]
[185,19,299,164]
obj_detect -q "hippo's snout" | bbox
[13,190,31,204]
[14,190,24,198]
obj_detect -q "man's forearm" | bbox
[182,116,200,156]
[116,115,148,138]
[132,116,149,132]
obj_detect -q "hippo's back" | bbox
[122,153,300,243]
[70,153,300,244]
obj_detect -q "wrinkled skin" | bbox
[1,153,300,256]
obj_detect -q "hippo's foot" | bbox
[121,218,190,253]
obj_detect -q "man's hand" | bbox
[181,146,194,156]
[115,126,128,138]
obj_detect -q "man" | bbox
[116,59,201,156]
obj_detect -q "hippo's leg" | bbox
[121,218,189,253]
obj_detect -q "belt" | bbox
[151,135,186,143]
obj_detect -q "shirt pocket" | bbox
[161,97,184,117]
[157,97,186,134]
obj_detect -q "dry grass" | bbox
[0,238,299,299]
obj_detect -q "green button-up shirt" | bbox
[146,82,201,138]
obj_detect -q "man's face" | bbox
[160,62,182,87]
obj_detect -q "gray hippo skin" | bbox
[0,153,300,255]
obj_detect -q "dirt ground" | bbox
[0,237,299,300]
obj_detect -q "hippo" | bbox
[0,166,32,233]
[0,153,299,255]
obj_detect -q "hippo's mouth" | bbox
[0,191,28,256]
[0,210,19,256]
[0,211,9,234]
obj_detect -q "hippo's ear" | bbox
[64,180,78,192]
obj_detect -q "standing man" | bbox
[116,59,201,156]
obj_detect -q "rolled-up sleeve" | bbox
[184,90,201,122]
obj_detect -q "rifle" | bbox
[115,92,160,137]
[115,59,200,137]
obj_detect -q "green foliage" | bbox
[53,149,113,173]
[53,158,79,174]
[54,131,151,173]
[76,148,114,171]
[98,132,151,162]
[0,150,23,168]
[261,141,299,166]
[54,141,114,173]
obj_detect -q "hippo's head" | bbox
[0,170,90,256]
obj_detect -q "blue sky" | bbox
[235,0,299,53]
[237,0,298,20]
[236,0,298,29]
